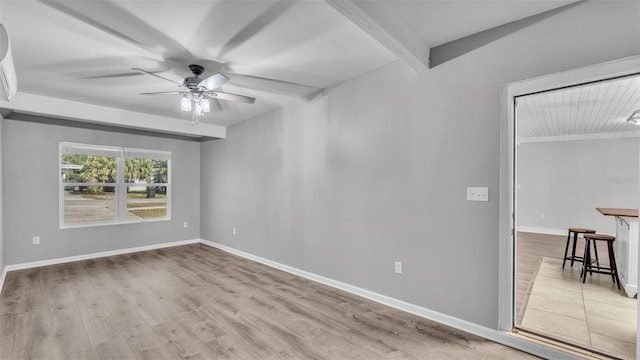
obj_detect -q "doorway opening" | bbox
[499,56,640,359]
[514,75,639,359]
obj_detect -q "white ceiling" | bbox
[0,0,577,132]
[517,75,640,140]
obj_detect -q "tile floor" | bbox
[520,257,637,359]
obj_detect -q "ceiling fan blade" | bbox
[230,73,317,95]
[45,56,167,80]
[204,91,256,104]
[198,73,229,91]
[41,1,193,59]
[212,98,228,112]
[140,91,189,95]
[132,68,183,86]
[217,0,295,58]
[82,72,144,80]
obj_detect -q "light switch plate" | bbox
[467,187,489,202]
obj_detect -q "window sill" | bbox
[60,216,171,230]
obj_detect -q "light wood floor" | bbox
[0,244,538,360]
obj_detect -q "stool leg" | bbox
[563,231,572,269]
[607,242,615,283]
[582,238,591,283]
[608,241,621,289]
[571,232,579,268]
[592,239,600,268]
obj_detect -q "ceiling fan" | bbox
[133,64,256,122]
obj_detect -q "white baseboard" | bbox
[517,226,567,236]
[517,226,616,238]
[0,266,6,294]
[200,240,581,360]
[4,238,201,272]
[620,273,638,298]
[622,283,637,298]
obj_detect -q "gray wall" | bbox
[3,115,201,264]
[517,138,639,235]
[0,112,4,274]
[200,1,640,328]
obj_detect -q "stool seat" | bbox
[563,227,598,270]
[581,233,620,288]
[568,228,596,234]
[583,233,615,241]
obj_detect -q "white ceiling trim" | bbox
[0,92,226,139]
[324,0,428,73]
[518,130,640,144]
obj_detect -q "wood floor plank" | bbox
[7,268,56,360]
[93,336,137,360]
[4,310,54,360]
[1,244,540,359]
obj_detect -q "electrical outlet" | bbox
[232,227,237,235]
[32,236,40,245]
[394,261,403,274]
[183,222,189,228]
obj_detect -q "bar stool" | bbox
[581,233,620,289]
[562,227,596,269]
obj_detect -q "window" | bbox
[60,142,171,228]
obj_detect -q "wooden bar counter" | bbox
[596,207,638,297]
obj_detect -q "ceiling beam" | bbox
[430,1,582,68]
[0,92,226,139]
[324,0,428,73]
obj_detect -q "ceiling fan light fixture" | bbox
[627,110,640,125]
[193,97,210,116]
[181,95,192,112]
[200,98,210,113]
[194,102,205,116]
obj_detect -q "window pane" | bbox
[60,143,171,228]
[64,186,116,224]
[125,158,168,184]
[127,185,167,219]
[61,153,117,183]
[152,160,168,184]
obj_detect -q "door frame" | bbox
[498,55,640,352]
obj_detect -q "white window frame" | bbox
[59,142,171,229]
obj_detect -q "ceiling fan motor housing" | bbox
[184,77,203,90]
[185,64,206,90]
